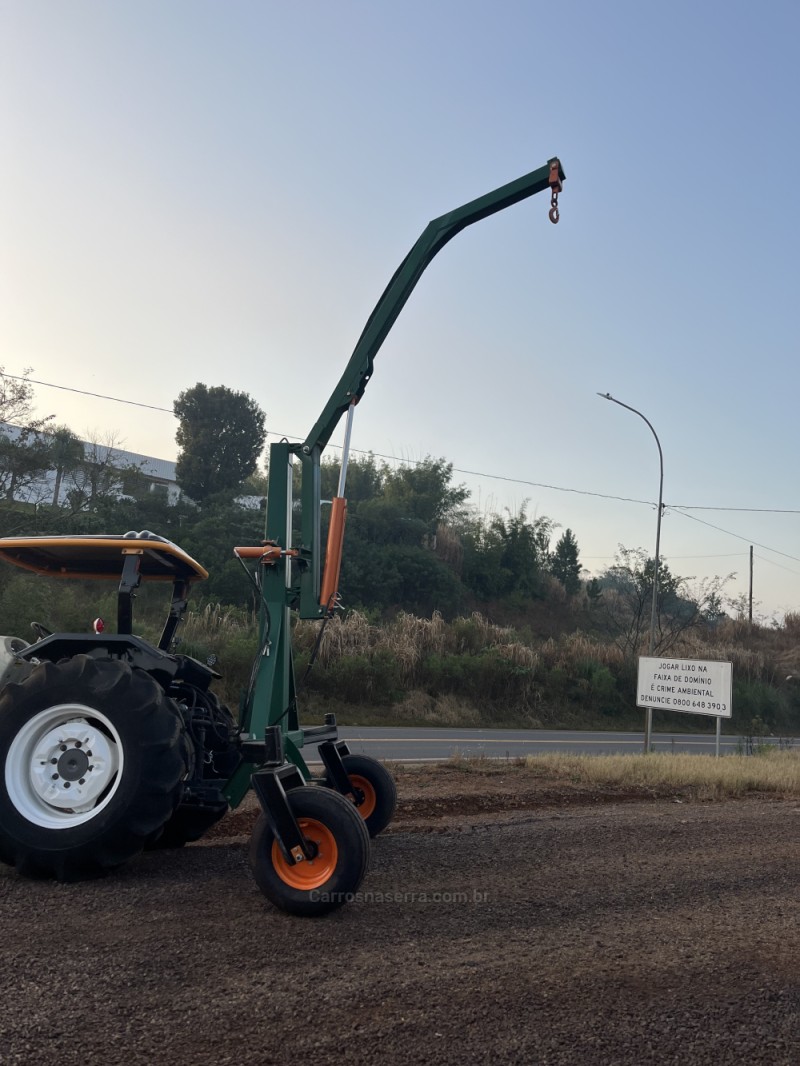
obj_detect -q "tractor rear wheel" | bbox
[325,753,397,837]
[0,655,188,881]
[146,689,237,849]
[248,786,370,916]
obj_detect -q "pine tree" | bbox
[550,528,582,595]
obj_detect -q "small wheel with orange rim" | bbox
[325,753,397,837]
[248,786,369,916]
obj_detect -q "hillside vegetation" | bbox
[0,432,797,739]
[2,558,798,739]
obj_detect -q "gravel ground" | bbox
[1,779,798,1066]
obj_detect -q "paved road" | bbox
[317,725,768,761]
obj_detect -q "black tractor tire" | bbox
[0,655,189,881]
[249,785,370,917]
[146,687,236,849]
[324,753,397,837]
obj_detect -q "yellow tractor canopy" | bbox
[0,533,208,583]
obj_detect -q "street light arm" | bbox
[598,391,666,752]
[597,393,664,481]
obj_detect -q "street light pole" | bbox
[598,393,664,753]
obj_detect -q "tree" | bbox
[317,453,383,505]
[586,577,603,606]
[178,502,267,606]
[550,528,582,596]
[0,368,54,507]
[0,368,51,430]
[0,429,53,503]
[381,457,468,528]
[461,504,554,601]
[174,384,266,504]
[42,425,84,506]
[702,590,728,626]
[65,433,145,512]
[295,454,470,617]
[596,545,734,657]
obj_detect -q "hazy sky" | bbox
[2,0,798,620]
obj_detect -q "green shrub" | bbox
[307,649,403,706]
[732,680,794,734]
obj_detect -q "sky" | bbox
[1,0,799,621]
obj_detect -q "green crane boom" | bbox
[305,157,565,454]
[229,156,565,800]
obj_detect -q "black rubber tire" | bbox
[0,655,188,881]
[248,785,370,917]
[146,688,236,849]
[325,753,397,837]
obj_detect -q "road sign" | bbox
[637,656,732,718]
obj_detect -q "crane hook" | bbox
[548,159,562,224]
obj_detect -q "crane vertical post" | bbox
[241,441,302,760]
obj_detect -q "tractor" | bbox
[0,157,565,915]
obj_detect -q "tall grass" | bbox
[294,610,542,724]
[175,606,800,733]
[522,749,800,799]
[2,566,798,734]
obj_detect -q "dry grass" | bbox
[189,603,800,690]
[175,604,800,733]
[182,602,253,640]
[299,609,539,679]
[300,608,800,691]
[522,749,800,800]
[389,691,484,726]
[538,633,625,671]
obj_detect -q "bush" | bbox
[0,573,120,639]
[420,648,537,711]
[307,649,404,706]
[732,680,793,734]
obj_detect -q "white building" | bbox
[0,424,183,507]
[0,424,263,510]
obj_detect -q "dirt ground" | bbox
[1,765,798,1066]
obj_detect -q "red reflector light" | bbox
[93,618,105,634]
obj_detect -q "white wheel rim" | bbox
[5,704,124,828]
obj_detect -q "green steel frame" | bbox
[226,157,565,805]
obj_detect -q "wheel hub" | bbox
[6,704,123,827]
[31,721,116,810]
[56,747,90,781]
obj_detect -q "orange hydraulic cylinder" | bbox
[320,496,347,609]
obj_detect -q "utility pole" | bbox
[598,393,664,753]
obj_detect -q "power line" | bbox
[669,504,800,514]
[654,552,745,560]
[5,372,657,508]
[671,508,800,565]
[2,373,173,414]
[753,553,800,579]
[7,372,800,535]
[333,443,657,509]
